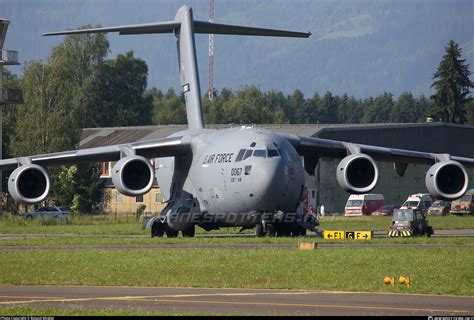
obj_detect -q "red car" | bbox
[371,205,399,216]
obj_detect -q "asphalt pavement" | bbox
[0,285,473,316]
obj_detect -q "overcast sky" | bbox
[1,0,473,97]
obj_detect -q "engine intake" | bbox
[425,160,468,200]
[8,164,50,204]
[112,155,154,197]
[336,154,379,194]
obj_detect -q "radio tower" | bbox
[208,0,214,100]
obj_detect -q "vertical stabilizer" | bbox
[42,5,310,131]
[175,6,205,130]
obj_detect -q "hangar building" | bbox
[79,123,474,214]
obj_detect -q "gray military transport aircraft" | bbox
[1,5,473,237]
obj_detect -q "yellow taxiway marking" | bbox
[152,298,471,314]
[0,295,65,299]
[155,292,315,298]
[0,291,314,305]
[10,284,474,299]
[0,296,154,305]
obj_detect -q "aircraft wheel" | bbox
[151,221,165,238]
[255,224,265,237]
[182,225,196,237]
[298,226,307,237]
[165,228,179,238]
[276,225,291,237]
[426,226,433,237]
[266,224,276,237]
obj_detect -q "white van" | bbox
[344,194,385,216]
[400,193,434,215]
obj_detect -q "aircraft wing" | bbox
[0,135,191,171]
[280,133,474,167]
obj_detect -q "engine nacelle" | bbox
[336,153,379,194]
[8,164,50,204]
[425,160,468,200]
[112,155,154,197]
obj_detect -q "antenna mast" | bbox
[208,0,214,100]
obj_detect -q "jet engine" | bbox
[336,154,379,194]
[425,160,468,200]
[8,164,50,204]
[112,155,154,196]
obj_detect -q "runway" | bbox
[0,285,472,316]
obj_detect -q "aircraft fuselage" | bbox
[155,127,305,230]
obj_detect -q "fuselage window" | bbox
[243,149,253,160]
[253,150,266,158]
[235,149,246,162]
[267,149,279,158]
[245,165,252,175]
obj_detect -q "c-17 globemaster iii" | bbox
[1,5,473,237]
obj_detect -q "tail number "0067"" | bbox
[231,168,242,176]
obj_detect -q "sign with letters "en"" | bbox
[323,230,372,240]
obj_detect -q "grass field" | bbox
[1,214,473,316]
[1,235,474,247]
[0,306,208,316]
[0,247,472,296]
[1,214,473,235]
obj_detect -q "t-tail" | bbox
[43,5,311,130]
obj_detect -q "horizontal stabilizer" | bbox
[43,20,310,38]
[194,20,311,38]
[42,21,180,36]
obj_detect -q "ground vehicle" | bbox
[371,205,399,216]
[427,200,451,216]
[450,191,474,215]
[388,208,433,237]
[400,193,433,215]
[344,194,384,216]
[24,206,69,219]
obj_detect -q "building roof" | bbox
[80,122,473,150]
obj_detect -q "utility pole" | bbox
[208,0,214,100]
[0,19,20,216]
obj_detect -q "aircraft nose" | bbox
[250,156,287,208]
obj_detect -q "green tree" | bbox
[290,89,307,123]
[152,88,187,124]
[264,90,288,124]
[89,51,153,127]
[429,40,473,123]
[391,92,417,123]
[52,164,104,214]
[49,26,110,130]
[223,86,270,124]
[337,94,362,124]
[11,28,109,156]
[466,99,474,125]
[414,95,430,122]
[362,93,393,123]
[11,61,79,156]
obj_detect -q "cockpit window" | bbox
[279,148,290,161]
[250,142,256,147]
[243,149,253,160]
[235,149,245,162]
[253,150,266,158]
[267,149,279,158]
